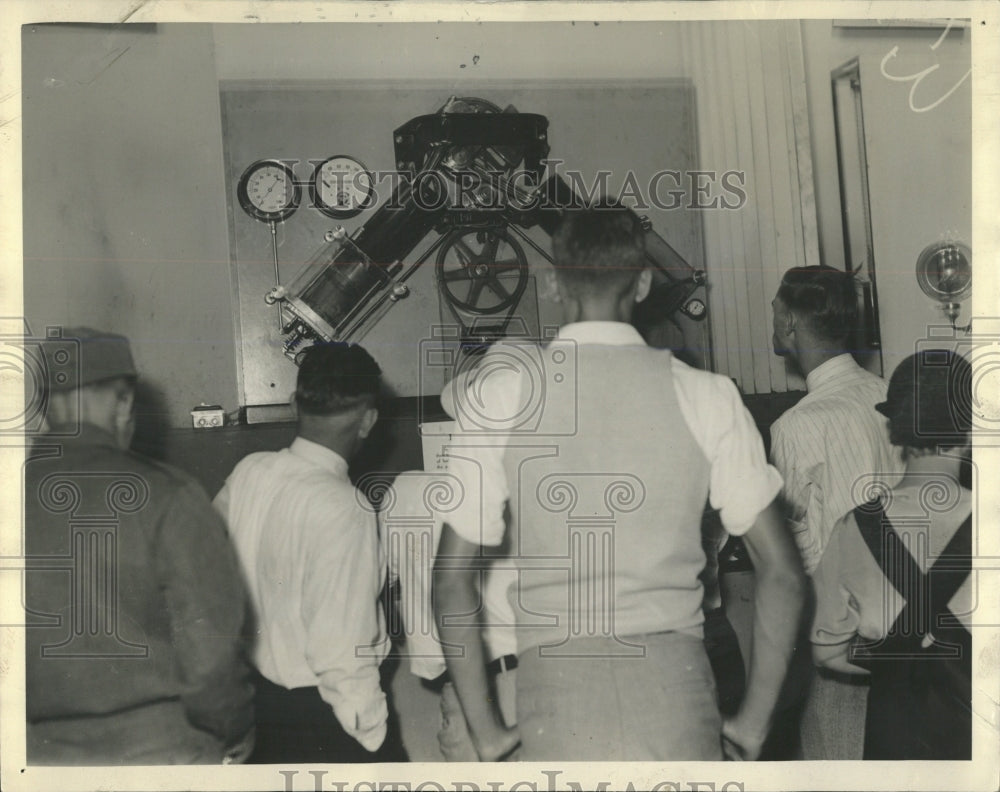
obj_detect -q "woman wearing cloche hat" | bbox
[808,349,974,760]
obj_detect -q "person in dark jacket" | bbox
[24,327,254,764]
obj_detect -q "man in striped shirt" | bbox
[770,265,904,759]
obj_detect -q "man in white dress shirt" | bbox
[770,264,904,759]
[214,342,396,763]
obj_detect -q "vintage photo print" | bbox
[1,2,997,791]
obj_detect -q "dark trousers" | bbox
[865,651,971,760]
[249,672,406,764]
[703,607,746,717]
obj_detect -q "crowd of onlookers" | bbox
[24,206,973,765]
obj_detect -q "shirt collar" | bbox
[289,436,350,478]
[555,321,648,347]
[805,353,861,393]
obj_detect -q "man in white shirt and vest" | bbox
[214,342,397,763]
[433,205,806,761]
[769,265,904,759]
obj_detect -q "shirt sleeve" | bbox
[685,372,783,535]
[439,361,476,424]
[770,413,825,573]
[212,480,230,523]
[154,479,254,746]
[302,496,390,752]
[810,515,862,647]
[439,440,508,547]
[438,347,521,548]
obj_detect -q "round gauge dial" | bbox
[311,156,374,219]
[237,160,300,223]
[681,297,707,320]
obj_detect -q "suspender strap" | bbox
[852,500,922,604]
[929,514,972,632]
[851,500,971,662]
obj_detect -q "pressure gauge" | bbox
[237,160,301,223]
[310,156,374,219]
[681,298,707,321]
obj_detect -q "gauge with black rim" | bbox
[310,155,374,219]
[681,298,707,320]
[237,159,301,223]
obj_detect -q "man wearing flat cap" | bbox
[23,328,255,764]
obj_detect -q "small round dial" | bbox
[311,156,374,219]
[237,160,300,223]
[681,297,707,320]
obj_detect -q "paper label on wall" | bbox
[419,420,457,473]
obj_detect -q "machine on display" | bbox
[237,96,707,362]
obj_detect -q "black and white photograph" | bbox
[1,2,997,791]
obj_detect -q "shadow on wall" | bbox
[131,380,171,461]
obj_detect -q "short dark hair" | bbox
[776,265,858,343]
[295,342,381,416]
[551,205,646,298]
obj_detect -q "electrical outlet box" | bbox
[191,404,225,429]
